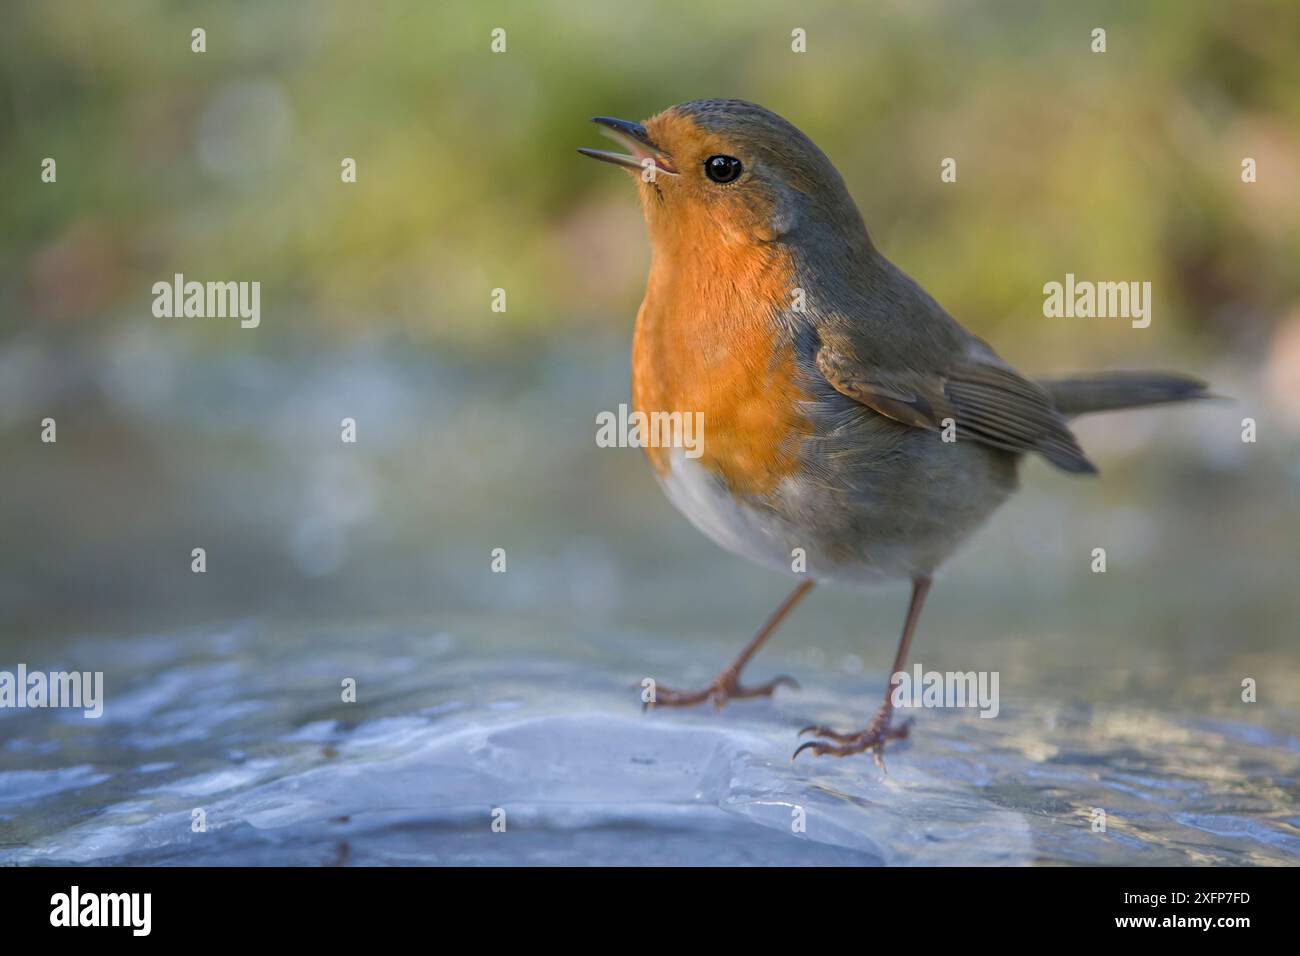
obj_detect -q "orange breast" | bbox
[631,240,810,497]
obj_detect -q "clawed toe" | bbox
[792,715,913,768]
[739,674,799,698]
[645,685,712,709]
[642,582,815,712]
[645,682,706,710]
[797,724,857,742]
[646,673,799,710]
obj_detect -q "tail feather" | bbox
[1038,372,1211,417]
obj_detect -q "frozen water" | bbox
[2,347,1297,865]
[2,619,1296,866]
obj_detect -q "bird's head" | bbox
[579,99,869,258]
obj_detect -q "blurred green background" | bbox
[2,0,1298,693]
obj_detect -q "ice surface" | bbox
[2,619,1296,866]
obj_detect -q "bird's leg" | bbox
[649,581,814,709]
[795,576,932,768]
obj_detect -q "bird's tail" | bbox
[1038,371,1212,417]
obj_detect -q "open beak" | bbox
[578,116,677,175]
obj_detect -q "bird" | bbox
[578,99,1210,766]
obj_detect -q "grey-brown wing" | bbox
[816,343,1096,474]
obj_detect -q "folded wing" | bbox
[816,342,1097,474]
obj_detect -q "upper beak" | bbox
[578,116,677,175]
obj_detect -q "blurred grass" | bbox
[1,1,1298,643]
[1,0,1297,357]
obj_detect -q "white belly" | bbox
[655,449,915,585]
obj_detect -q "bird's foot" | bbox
[793,710,913,769]
[646,670,798,710]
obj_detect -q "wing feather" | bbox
[816,341,1096,474]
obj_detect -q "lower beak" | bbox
[578,116,677,175]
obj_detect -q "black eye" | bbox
[704,155,743,184]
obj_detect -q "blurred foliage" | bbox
[1,1,1298,643]
[1,0,1298,364]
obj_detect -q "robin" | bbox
[579,99,1209,766]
